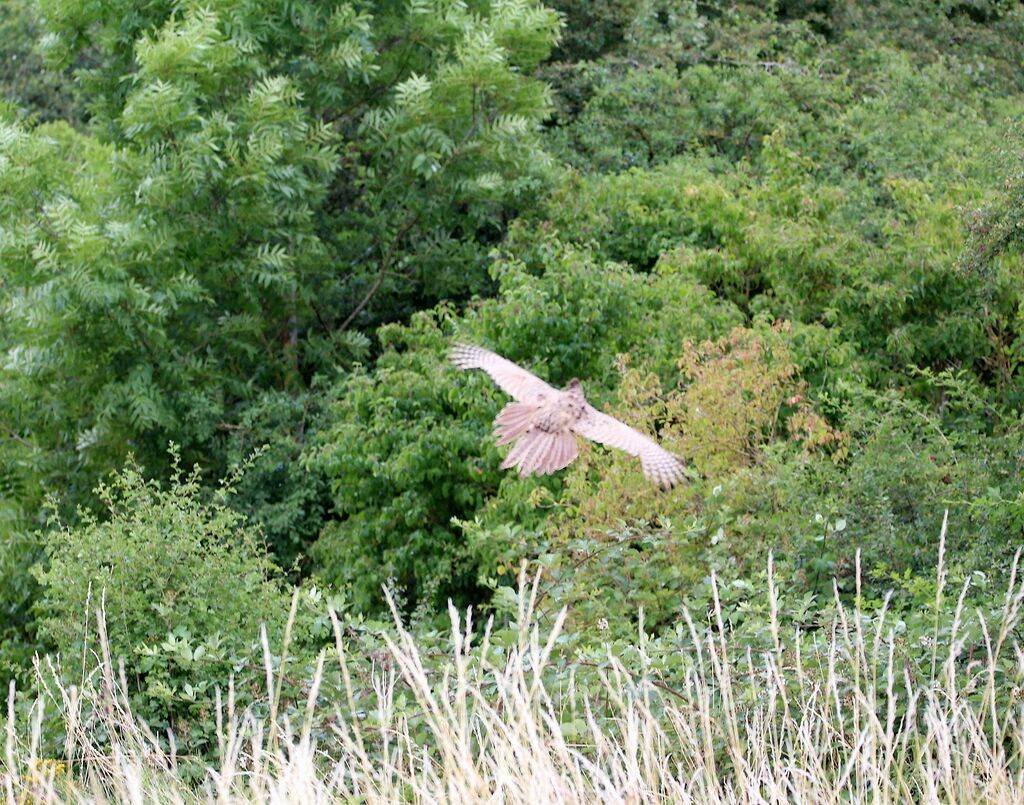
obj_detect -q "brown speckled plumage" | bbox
[451,344,687,489]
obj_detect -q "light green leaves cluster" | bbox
[0,0,560,506]
[34,455,290,756]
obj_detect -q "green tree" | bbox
[0,0,560,676]
[0,0,560,522]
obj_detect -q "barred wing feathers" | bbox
[451,343,685,488]
[450,344,555,401]
[573,406,687,489]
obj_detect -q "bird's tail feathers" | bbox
[501,430,578,477]
[494,402,539,445]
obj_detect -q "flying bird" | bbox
[451,344,687,489]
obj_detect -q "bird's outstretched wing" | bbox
[450,343,556,401]
[573,406,687,489]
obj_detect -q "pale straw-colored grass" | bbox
[5,522,1024,803]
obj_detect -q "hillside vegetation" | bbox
[2,0,1024,799]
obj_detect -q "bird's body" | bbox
[545,388,583,429]
[451,344,687,489]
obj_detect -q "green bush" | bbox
[555,61,833,171]
[545,0,636,60]
[829,0,1024,94]
[307,312,505,617]
[221,388,335,575]
[541,62,1015,396]
[33,454,290,757]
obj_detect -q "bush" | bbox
[0,0,80,123]
[307,312,505,617]
[33,453,291,757]
[542,83,1012,395]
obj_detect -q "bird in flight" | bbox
[451,344,687,489]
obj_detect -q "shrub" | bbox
[307,312,506,617]
[0,0,80,123]
[542,89,1012,395]
[33,453,290,757]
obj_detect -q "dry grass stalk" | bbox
[3,547,1024,804]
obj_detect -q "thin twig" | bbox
[338,210,420,332]
[0,419,35,450]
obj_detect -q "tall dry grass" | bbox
[5,532,1024,803]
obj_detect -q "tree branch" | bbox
[0,418,35,450]
[338,211,420,332]
[337,109,494,331]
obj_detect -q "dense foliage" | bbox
[2,0,1024,771]
[34,455,291,757]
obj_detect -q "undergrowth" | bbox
[4,517,1024,803]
